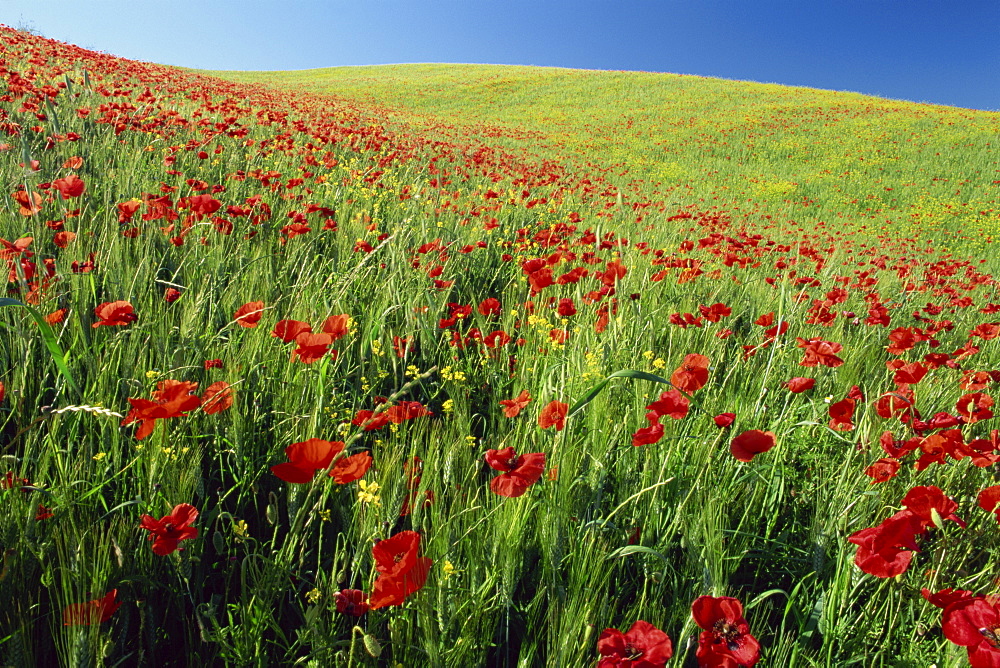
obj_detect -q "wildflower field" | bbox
[2,26,1000,667]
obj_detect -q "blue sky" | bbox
[3,0,998,111]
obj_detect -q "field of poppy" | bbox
[2,25,1000,667]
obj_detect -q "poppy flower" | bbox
[93,301,136,328]
[329,451,373,484]
[828,396,856,431]
[784,377,816,394]
[864,458,900,484]
[12,190,42,216]
[201,381,234,415]
[901,485,965,529]
[942,598,1000,668]
[873,387,917,421]
[645,389,689,420]
[272,319,312,342]
[671,354,710,393]
[139,503,199,556]
[632,412,664,446]
[290,332,334,364]
[334,589,369,616]
[977,485,1000,523]
[691,596,760,667]
[796,337,844,368]
[63,590,121,626]
[271,438,344,483]
[713,412,736,428]
[485,447,546,497]
[597,619,673,668]
[121,379,201,440]
[164,288,181,303]
[53,174,85,199]
[956,392,994,424]
[538,400,568,431]
[478,297,502,317]
[921,587,975,610]
[384,401,432,423]
[369,531,432,609]
[730,430,776,462]
[233,301,265,328]
[321,314,351,340]
[557,298,577,317]
[499,390,531,418]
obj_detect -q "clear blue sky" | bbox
[3,0,998,111]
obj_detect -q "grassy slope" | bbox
[2,30,1000,666]
[206,63,1000,255]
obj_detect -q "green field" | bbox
[2,26,1000,667]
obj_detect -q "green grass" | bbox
[0,26,998,667]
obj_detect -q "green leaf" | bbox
[606,544,671,565]
[569,369,674,417]
[0,298,80,396]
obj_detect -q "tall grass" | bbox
[1,26,998,667]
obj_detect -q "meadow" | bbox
[2,26,1000,667]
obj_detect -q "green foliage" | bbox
[0,26,997,668]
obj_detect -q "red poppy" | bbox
[956,392,994,424]
[139,503,199,556]
[233,301,265,328]
[384,401,432,423]
[369,531,432,609]
[671,354,710,393]
[632,412,664,446]
[53,174,85,199]
[201,381,234,415]
[499,390,531,418]
[329,451,372,484]
[321,314,351,340]
[864,458,900,484]
[557,298,577,317]
[730,430,776,462]
[164,288,181,303]
[796,337,844,368]
[828,396,856,431]
[713,413,736,428]
[921,587,974,610]
[485,447,546,497]
[538,400,568,431]
[784,377,815,393]
[63,590,121,626]
[901,485,965,529]
[645,389,690,420]
[893,362,928,386]
[93,301,136,328]
[597,619,673,668]
[334,589,369,616]
[942,598,1000,668]
[272,319,312,342]
[52,230,76,248]
[978,485,1000,523]
[691,596,760,668]
[121,379,201,440]
[290,332,334,364]
[873,387,917,421]
[12,189,43,216]
[478,297,502,317]
[271,438,344,483]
